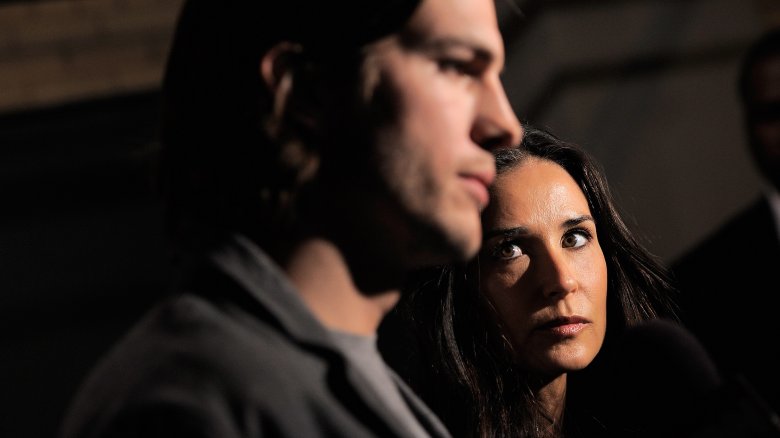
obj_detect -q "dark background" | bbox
[0,92,171,438]
[1,0,776,437]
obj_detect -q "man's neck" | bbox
[282,238,401,336]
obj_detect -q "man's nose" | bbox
[471,78,523,151]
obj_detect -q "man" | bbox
[672,28,780,414]
[59,0,522,437]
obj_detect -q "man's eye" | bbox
[562,231,589,249]
[492,242,523,260]
[439,59,477,76]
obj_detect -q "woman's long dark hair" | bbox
[397,125,679,437]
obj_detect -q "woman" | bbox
[393,125,679,437]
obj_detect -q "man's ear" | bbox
[260,41,300,93]
[260,42,318,137]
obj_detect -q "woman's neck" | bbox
[535,373,568,430]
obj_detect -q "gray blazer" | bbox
[59,235,452,438]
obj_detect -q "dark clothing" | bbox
[671,196,780,413]
[60,234,450,438]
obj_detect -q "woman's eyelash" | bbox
[489,239,523,260]
[568,227,592,238]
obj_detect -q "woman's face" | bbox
[479,157,608,377]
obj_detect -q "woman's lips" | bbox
[543,323,587,336]
[535,316,590,336]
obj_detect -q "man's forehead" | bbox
[404,0,505,59]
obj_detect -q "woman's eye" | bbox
[493,242,523,260]
[562,231,589,249]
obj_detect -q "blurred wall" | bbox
[0,0,776,437]
[0,2,182,437]
[500,0,777,262]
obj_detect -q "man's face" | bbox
[746,55,780,190]
[356,0,523,267]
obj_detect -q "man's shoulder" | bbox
[100,291,327,389]
[59,293,335,438]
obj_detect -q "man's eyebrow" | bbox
[405,35,499,65]
[483,226,528,241]
[429,38,494,61]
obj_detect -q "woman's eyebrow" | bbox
[561,215,595,229]
[483,226,529,241]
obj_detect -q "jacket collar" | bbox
[208,234,334,347]
[202,234,452,438]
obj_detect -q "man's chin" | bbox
[456,238,481,262]
[405,214,481,266]
[431,231,481,265]
[438,220,482,261]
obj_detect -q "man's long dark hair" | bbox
[156,0,420,258]
[396,125,679,437]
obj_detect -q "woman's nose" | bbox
[537,249,579,299]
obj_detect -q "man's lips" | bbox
[460,176,489,208]
[460,170,495,209]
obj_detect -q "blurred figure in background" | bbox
[58,0,522,437]
[672,27,780,414]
